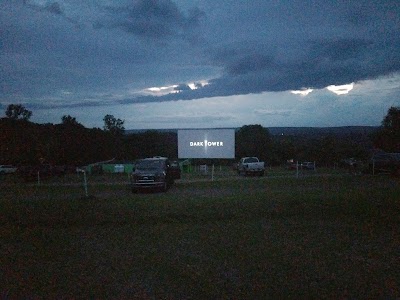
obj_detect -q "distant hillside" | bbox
[126,126,379,138]
[267,126,379,138]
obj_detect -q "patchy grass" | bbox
[1,174,399,298]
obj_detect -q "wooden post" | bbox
[372,159,375,176]
[83,171,88,197]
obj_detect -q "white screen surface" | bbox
[178,129,235,158]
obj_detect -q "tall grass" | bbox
[1,174,399,298]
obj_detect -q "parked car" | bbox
[18,164,66,181]
[286,161,298,170]
[0,165,17,174]
[368,152,400,175]
[237,157,265,176]
[130,157,176,193]
[169,160,181,179]
[339,158,357,168]
[301,162,315,170]
[339,158,363,173]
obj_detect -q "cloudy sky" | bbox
[1,0,399,129]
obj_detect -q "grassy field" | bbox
[1,170,399,298]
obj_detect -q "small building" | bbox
[85,159,135,174]
[101,161,135,174]
[180,159,192,173]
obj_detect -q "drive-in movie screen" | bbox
[178,129,235,159]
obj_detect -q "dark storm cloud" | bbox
[226,53,274,76]
[304,38,400,84]
[43,2,63,15]
[174,84,191,92]
[308,38,373,62]
[25,1,64,15]
[346,0,400,26]
[116,35,398,104]
[29,100,104,110]
[1,0,400,113]
[24,1,78,25]
[94,0,205,40]
[92,35,397,107]
[149,35,400,101]
[112,18,399,106]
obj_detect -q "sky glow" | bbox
[291,89,314,96]
[1,0,399,129]
[326,83,355,95]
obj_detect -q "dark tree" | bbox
[236,124,272,161]
[382,106,400,131]
[61,115,83,127]
[373,106,400,152]
[5,104,32,121]
[103,114,125,136]
[269,137,292,165]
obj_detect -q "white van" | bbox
[0,165,17,174]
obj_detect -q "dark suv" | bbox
[130,157,176,193]
[369,152,400,175]
[18,164,66,181]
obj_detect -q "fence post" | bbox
[77,168,89,197]
[372,159,375,176]
[83,171,88,197]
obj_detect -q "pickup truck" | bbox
[368,152,400,176]
[130,157,178,193]
[0,165,17,174]
[237,157,265,176]
[18,164,66,181]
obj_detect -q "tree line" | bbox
[1,104,399,167]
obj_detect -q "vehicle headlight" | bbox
[155,172,166,181]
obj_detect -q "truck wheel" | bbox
[259,171,264,177]
[132,187,138,193]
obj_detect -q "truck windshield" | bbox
[244,157,258,163]
[136,160,165,169]
[390,153,400,161]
